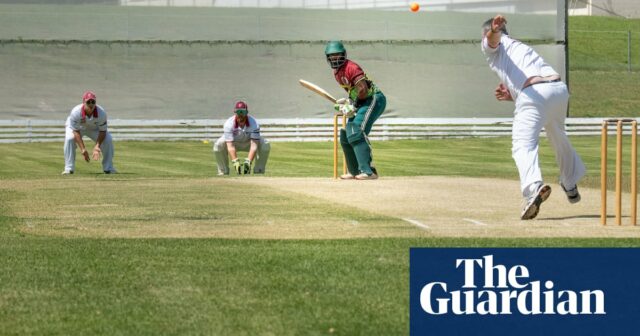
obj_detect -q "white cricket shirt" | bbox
[481,34,559,100]
[222,115,261,143]
[65,104,108,132]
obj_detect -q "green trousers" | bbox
[340,91,386,176]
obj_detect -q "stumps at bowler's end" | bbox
[601,118,638,225]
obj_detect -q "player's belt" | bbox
[532,78,561,85]
[523,78,561,90]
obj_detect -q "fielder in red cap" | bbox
[213,101,270,175]
[62,91,116,175]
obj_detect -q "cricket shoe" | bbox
[561,183,581,204]
[61,170,74,175]
[340,173,355,180]
[520,184,551,220]
[355,172,378,180]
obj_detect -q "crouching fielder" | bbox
[481,15,585,220]
[62,91,116,175]
[214,101,270,175]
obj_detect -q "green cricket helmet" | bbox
[325,40,347,69]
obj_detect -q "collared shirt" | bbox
[223,115,261,142]
[66,104,108,132]
[481,34,559,100]
[333,59,380,102]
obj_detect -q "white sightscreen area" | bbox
[0,0,566,120]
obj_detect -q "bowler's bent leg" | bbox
[512,95,546,199]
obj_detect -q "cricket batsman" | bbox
[326,40,386,180]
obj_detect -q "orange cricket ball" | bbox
[410,2,420,12]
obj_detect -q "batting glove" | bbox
[335,97,350,105]
[232,158,242,174]
[339,103,356,118]
[243,158,252,175]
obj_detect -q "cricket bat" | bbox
[299,79,337,104]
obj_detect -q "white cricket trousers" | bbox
[213,137,271,175]
[64,128,115,172]
[512,81,586,198]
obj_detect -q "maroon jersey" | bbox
[333,59,366,92]
[333,60,378,103]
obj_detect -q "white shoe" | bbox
[355,173,378,180]
[561,183,581,204]
[340,173,355,180]
[520,184,551,220]
[61,170,74,175]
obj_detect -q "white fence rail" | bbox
[0,118,634,144]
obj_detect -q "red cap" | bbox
[82,91,96,102]
[234,101,248,113]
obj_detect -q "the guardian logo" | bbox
[420,255,606,315]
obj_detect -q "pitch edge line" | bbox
[463,218,488,226]
[402,218,429,230]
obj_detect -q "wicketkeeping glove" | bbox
[232,158,242,174]
[243,158,252,175]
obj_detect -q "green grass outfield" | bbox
[568,16,640,117]
[2,138,640,335]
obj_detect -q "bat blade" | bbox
[299,79,337,104]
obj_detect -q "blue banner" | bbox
[410,248,640,335]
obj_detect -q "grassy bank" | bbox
[568,16,640,117]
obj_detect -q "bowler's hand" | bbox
[492,15,507,33]
[494,83,513,101]
[92,146,102,161]
[81,149,90,162]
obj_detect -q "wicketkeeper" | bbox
[326,40,386,180]
[213,101,270,175]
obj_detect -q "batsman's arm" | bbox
[354,80,369,101]
[349,76,370,107]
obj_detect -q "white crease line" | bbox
[402,218,429,230]
[463,218,488,226]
